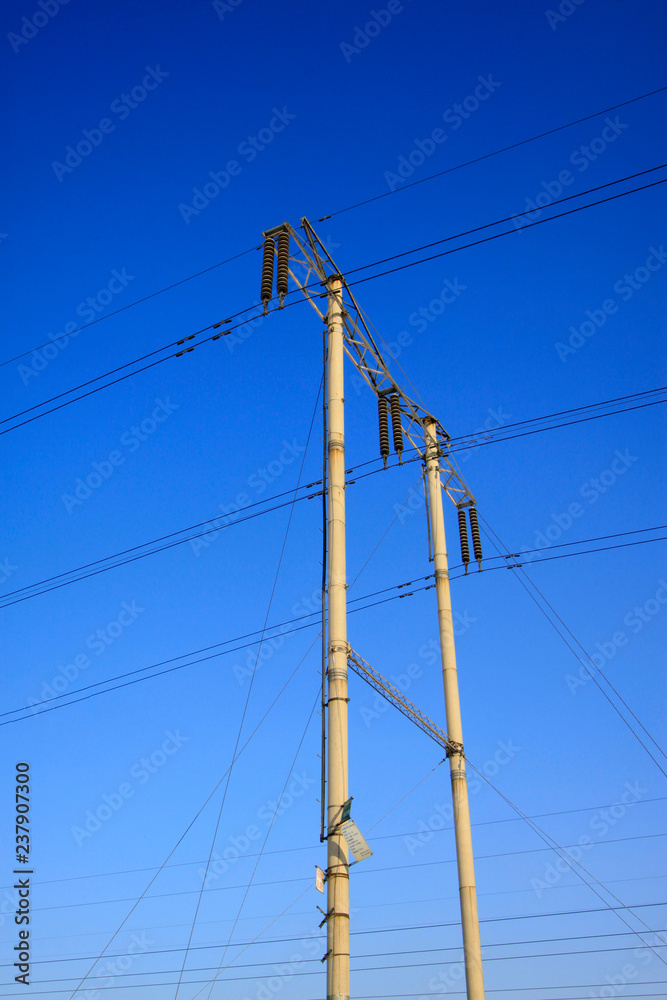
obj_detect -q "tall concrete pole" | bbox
[424,417,486,1000]
[326,275,350,1000]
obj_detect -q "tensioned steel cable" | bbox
[2,165,664,440]
[170,381,322,1000]
[7,795,664,892]
[464,758,667,967]
[62,646,314,1000]
[5,85,664,372]
[0,245,261,369]
[316,84,667,220]
[479,513,667,767]
[2,529,664,728]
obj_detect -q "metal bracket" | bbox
[446,740,464,758]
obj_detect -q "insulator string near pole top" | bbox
[378,397,390,467]
[276,231,289,306]
[390,392,404,462]
[260,236,275,314]
[468,506,483,569]
[458,508,470,573]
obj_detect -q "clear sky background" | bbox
[1,1,666,998]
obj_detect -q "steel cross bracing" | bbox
[348,648,452,754]
[265,218,476,510]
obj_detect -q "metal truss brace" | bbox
[348,647,452,753]
[264,217,476,508]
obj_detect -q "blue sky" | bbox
[1,1,666,998]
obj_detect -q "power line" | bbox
[61,644,314,1000]
[20,832,667,916]
[15,945,667,987]
[0,245,261,369]
[464,758,667,966]
[0,487,322,609]
[2,527,664,727]
[341,385,666,476]
[478,515,667,774]
[195,696,320,1000]
[5,86,664,375]
[0,324,214,428]
[4,796,664,892]
[2,366,663,609]
[15,925,665,971]
[317,84,667,220]
[344,162,667,279]
[2,167,664,442]
[348,174,667,288]
[171,386,322,1000]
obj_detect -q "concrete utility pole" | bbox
[325,275,350,1000]
[270,219,486,999]
[424,417,485,1000]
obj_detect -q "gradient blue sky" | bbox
[1,1,666,998]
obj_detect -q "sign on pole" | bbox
[340,820,373,862]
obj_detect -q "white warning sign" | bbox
[340,820,373,862]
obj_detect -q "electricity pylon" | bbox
[261,219,486,1000]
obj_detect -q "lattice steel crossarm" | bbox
[264,218,476,509]
[348,648,451,753]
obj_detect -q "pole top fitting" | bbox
[262,223,289,238]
